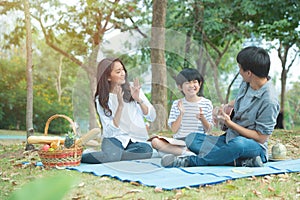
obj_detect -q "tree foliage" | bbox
[286,81,300,128]
[164,0,249,104]
[0,0,299,131]
[1,0,152,130]
[0,56,26,129]
[0,52,74,133]
[237,0,300,128]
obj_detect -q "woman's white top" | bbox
[95,89,156,148]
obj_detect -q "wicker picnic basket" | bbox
[38,114,83,168]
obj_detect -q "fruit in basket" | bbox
[48,147,54,152]
[50,141,60,149]
[42,144,50,151]
[64,132,75,148]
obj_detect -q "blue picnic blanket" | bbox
[67,158,300,190]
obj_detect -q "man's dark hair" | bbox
[236,46,270,78]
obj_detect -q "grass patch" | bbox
[0,130,30,136]
[0,129,299,199]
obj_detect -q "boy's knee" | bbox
[151,138,162,149]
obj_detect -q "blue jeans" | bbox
[81,138,153,164]
[185,132,267,166]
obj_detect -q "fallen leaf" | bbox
[129,189,143,193]
[71,195,83,200]
[226,180,233,184]
[277,173,289,179]
[205,184,213,188]
[13,163,23,168]
[10,172,20,177]
[264,175,273,180]
[78,182,85,187]
[290,141,299,148]
[246,176,257,181]
[105,189,142,199]
[130,181,140,186]
[268,186,275,192]
[95,190,103,197]
[262,178,269,184]
[253,190,262,197]
[278,178,288,182]
[99,177,110,181]
[11,180,18,186]
[175,189,183,198]
[154,187,163,193]
[1,177,10,181]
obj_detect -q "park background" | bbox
[0,1,300,200]
[0,0,299,140]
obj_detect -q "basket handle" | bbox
[44,114,77,136]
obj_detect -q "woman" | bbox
[81,58,156,163]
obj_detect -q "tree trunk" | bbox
[184,31,192,68]
[56,55,63,102]
[150,0,168,132]
[276,43,291,129]
[86,45,100,130]
[206,53,225,103]
[87,68,98,130]
[279,68,287,129]
[225,72,239,103]
[23,0,35,150]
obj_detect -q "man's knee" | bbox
[229,137,249,151]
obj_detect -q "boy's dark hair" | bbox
[175,68,204,96]
[236,46,270,78]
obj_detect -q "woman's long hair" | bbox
[95,58,134,116]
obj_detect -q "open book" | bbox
[148,135,186,146]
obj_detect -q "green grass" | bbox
[0,129,299,200]
[0,129,30,136]
[0,129,61,136]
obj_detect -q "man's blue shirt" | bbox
[226,80,280,155]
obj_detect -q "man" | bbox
[161,46,280,168]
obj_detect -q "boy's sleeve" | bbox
[167,100,180,128]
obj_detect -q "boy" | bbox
[151,68,213,156]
